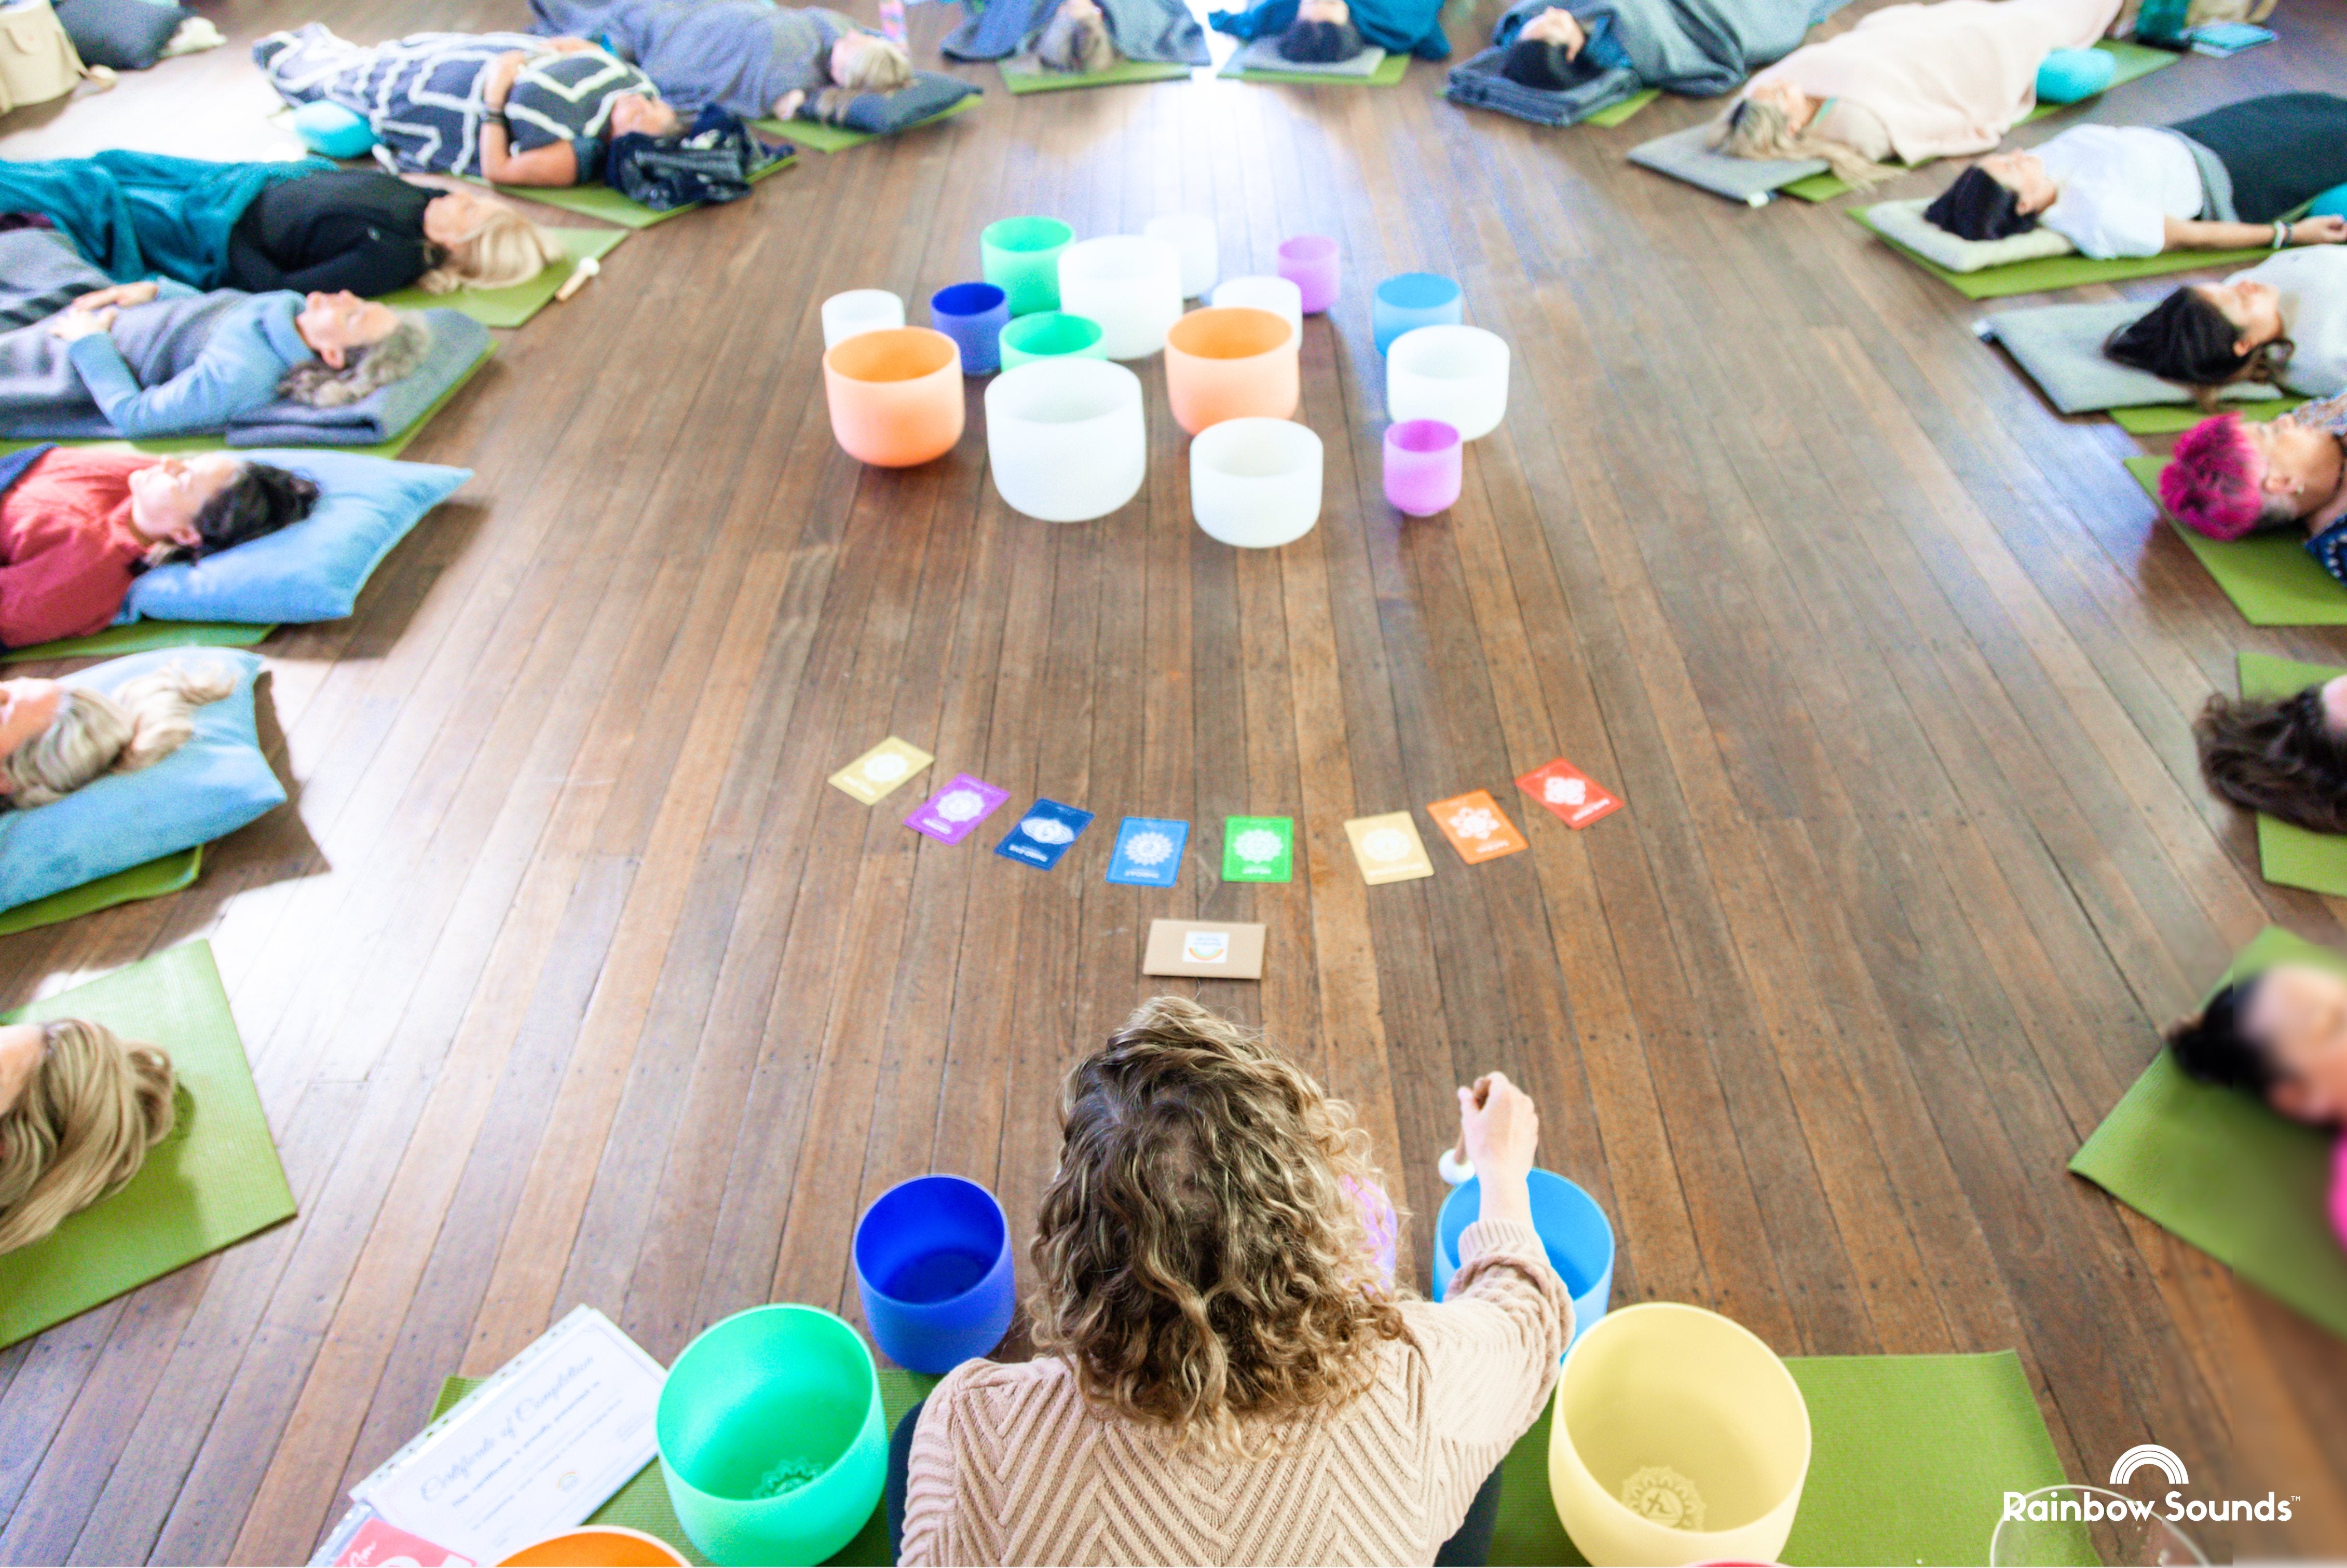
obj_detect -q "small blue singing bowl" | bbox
[1430,1170,1614,1350]
[1372,272,1463,356]
[853,1174,1017,1373]
[930,282,1012,376]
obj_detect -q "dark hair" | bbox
[2166,979,2279,1094]
[159,462,320,567]
[2195,686,2347,834]
[2105,287,2290,391]
[1924,166,2036,242]
[1500,37,1577,89]
[1277,17,1363,61]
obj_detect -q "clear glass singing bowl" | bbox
[1988,1487,2209,1567]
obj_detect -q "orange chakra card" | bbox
[1427,790,1530,863]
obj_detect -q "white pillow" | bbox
[1865,198,2076,274]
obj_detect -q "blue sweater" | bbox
[66,287,313,440]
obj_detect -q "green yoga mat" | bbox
[1219,50,1409,85]
[1491,1350,2068,1566]
[0,940,290,1349]
[2235,652,2347,897]
[2072,926,2347,1339]
[2112,395,2304,436]
[756,95,982,153]
[431,1365,939,1564]
[379,227,628,328]
[1584,87,1657,128]
[1000,56,1194,92]
[0,846,202,938]
[1786,42,2176,203]
[0,342,494,465]
[488,154,794,229]
[1850,208,2267,301]
[0,620,270,666]
[2124,453,2347,626]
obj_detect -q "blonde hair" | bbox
[279,314,432,408]
[0,1020,176,1256]
[418,204,563,293]
[1030,996,1408,1456]
[1038,7,1117,73]
[812,33,913,123]
[1,664,237,809]
[1711,95,1898,190]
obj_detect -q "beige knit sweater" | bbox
[898,1217,1572,1566]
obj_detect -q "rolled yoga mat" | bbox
[430,1366,940,1567]
[381,227,629,328]
[2071,926,2347,1340]
[476,155,794,230]
[1490,1349,2069,1566]
[2236,651,2347,897]
[0,939,293,1349]
[2125,453,2347,627]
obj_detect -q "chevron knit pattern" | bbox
[900,1218,1571,1566]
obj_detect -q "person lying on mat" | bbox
[2167,966,2347,1254]
[2159,393,2347,586]
[2197,667,2347,837]
[0,281,430,443]
[1710,0,2118,191]
[890,996,1567,1567]
[0,446,320,649]
[938,0,1208,74]
[1921,92,2347,259]
[1486,0,1846,107]
[256,25,683,186]
[1211,0,1447,65]
[1274,0,1370,62]
[0,662,237,807]
[527,0,916,121]
[0,154,561,299]
[0,1019,176,1256]
[2105,247,2347,400]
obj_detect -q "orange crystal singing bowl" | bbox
[1162,307,1300,435]
[823,327,966,467]
[498,1526,690,1566]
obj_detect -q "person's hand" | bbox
[70,281,158,312]
[48,307,116,341]
[2291,215,2347,247]
[484,50,526,110]
[1457,1071,1539,1188]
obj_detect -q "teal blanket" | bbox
[0,152,330,288]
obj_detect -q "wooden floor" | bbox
[5,0,2347,1560]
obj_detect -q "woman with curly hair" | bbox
[0,1018,177,1255]
[893,996,1569,1566]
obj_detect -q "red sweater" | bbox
[0,450,150,649]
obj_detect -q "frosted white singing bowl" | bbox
[821,288,904,349]
[1547,1303,1811,1567]
[1057,236,1184,361]
[1385,325,1510,441]
[1144,213,1220,298]
[1190,418,1322,549]
[985,359,1147,523]
[1210,275,1303,348]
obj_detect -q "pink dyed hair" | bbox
[2159,412,2268,541]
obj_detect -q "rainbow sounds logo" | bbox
[2002,1445,2297,1526]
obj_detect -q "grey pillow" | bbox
[806,71,979,134]
[52,0,185,70]
[1626,121,1822,206]
[1980,299,2285,414]
[1224,34,1387,75]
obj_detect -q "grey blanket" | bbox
[0,231,101,333]
[1446,0,1848,127]
[942,0,1208,66]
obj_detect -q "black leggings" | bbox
[2171,92,2347,226]
[884,1399,1507,1564]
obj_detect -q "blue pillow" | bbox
[292,100,378,159]
[0,650,283,912]
[122,451,470,625]
[2035,48,2114,105]
[806,71,979,134]
[2312,183,2347,220]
